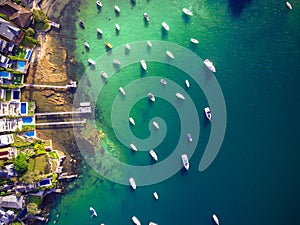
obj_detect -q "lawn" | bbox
[28,155,50,175]
[13,134,34,149]
[49,151,58,159]
[28,195,42,205]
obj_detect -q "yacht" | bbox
[79,20,85,28]
[115,24,120,31]
[132,216,141,225]
[88,58,96,65]
[125,43,131,50]
[149,149,158,161]
[129,178,137,190]
[166,50,175,59]
[113,59,121,65]
[182,8,193,16]
[152,121,159,129]
[204,107,212,121]
[147,40,153,47]
[160,79,167,85]
[84,42,90,49]
[105,41,113,49]
[153,192,159,200]
[149,222,158,225]
[97,28,103,35]
[89,207,97,217]
[148,92,155,102]
[212,214,220,225]
[119,87,126,95]
[204,59,216,73]
[176,92,185,100]
[286,1,292,9]
[181,154,189,170]
[161,21,170,31]
[101,71,108,79]
[129,117,135,126]
[114,5,121,13]
[96,1,102,7]
[187,133,192,142]
[190,38,199,44]
[141,59,147,70]
[144,12,150,21]
[130,143,137,151]
[185,79,190,88]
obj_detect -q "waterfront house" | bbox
[0,207,15,225]
[0,39,15,55]
[0,195,24,209]
[0,18,24,45]
[0,134,14,147]
[0,147,17,160]
[4,164,17,177]
[0,53,10,69]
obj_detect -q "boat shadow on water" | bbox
[140,68,147,77]
[161,28,168,40]
[181,14,191,24]
[97,32,103,40]
[130,0,136,7]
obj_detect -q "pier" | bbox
[35,107,92,116]
[49,21,61,29]
[35,119,86,126]
[23,81,77,89]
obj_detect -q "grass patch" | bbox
[28,195,42,205]
[28,155,50,175]
[49,151,58,159]
[12,134,34,149]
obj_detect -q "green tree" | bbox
[13,153,28,175]
[32,9,49,31]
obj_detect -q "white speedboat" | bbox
[125,43,131,50]
[129,117,135,126]
[129,178,137,190]
[113,59,121,65]
[185,79,190,88]
[204,59,216,73]
[212,214,220,225]
[286,1,292,10]
[149,222,158,225]
[147,40,153,47]
[130,143,137,151]
[153,192,159,200]
[148,92,155,102]
[176,92,185,100]
[160,79,167,85]
[161,21,169,31]
[89,207,97,217]
[144,12,150,21]
[101,71,108,79]
[115,24,120,31]
[152,121,159,129]
[141,59,147,70]
[119,87,126,95]
[114,5,121,13]
[204,107,212,121]
[182,8,193,16]
[97,28,103,35]
[187,133,192,142]
[190,38,199,44]
[149,149,158,161]
[88,58,96,65]
[96,1,102,7]
[132,216,141,225]
[166,50,175,59]
[84,41,90,49]
[181,154,189,170]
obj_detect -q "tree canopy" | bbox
[13,153,28,175]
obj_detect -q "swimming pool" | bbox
[22,117,33,124]
[21,102,27,114]
[39,178,52,186]
[17,61,26,72]
[12,90,20,100]
[0,71,9,78]
[25,130,35,137]
[25,49,32,61]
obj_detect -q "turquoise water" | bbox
[50,0,300,225]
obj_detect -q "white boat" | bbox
[185,79,190,88]
[166,50,174,59]
[187,133,192,142]
[190,38,199,44]
[149,149,158,161]
[119,87,126,95]
[144,12,149,21]
[141,59,147,70]
[84,42,90,49]
[115,24,120,31]
[152,121,159,129]
[130,143,137,151]
[89,207,97,217]
[153,192,159,200]
[132,216,141,225]
[97,28,103,35]
[204,59,216,73]
[182,8,193,16]
[129,178,137,190]
[129,117,135,126]
[212,214,220,225]
[286,1,292,10]
[176,92,185,100]
[114,5,120,13]
[113,59,121,65]
[204,107,212,121]
[148,92,155,102]
[147,40,153,47]
[161,21,169,31]
[96,1,102,7]
[101,71,108,79]
[181,154,189,170]
[88,58,96,65]
[160,79,167,85]
[149,222,158,225]
[125,43,131,50]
